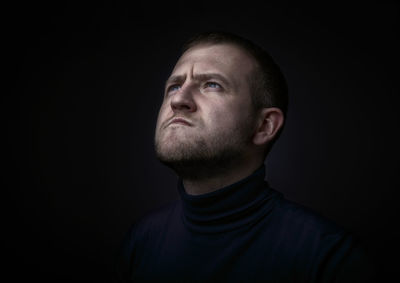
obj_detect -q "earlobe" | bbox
[252,107,284,146]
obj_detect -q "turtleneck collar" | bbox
[177,164,278,234]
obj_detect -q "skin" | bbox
[154,43,284,195]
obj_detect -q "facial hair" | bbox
[154,112,257,181]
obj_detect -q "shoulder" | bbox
[128,200,181,241]
[267,191,354,262]
[272,192,347,237]
[114,200,181,280]
[270,193,376,281]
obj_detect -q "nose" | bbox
[170,84,197,113]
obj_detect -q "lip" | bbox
[167,117,192,127]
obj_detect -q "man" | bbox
[115,32,375,282]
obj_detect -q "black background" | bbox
[5,1,399,281]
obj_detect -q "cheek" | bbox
[205,107,237,131]
[213,103,254,131]
[156,103,169,124]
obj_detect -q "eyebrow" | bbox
[165,73,233,88]
[165,74,186,86]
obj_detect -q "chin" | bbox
[156,143,191,160]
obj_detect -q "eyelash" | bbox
[167,85,181,92]
[166,82,222,93]
[204,82,222,89]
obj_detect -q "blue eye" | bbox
[205,82,221,89]
[168,85,181,92]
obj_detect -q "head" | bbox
[154,32,288,179]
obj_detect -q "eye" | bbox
[167,84,181,93]
[204,82,222,89]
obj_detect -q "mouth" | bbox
[167,117,193,127]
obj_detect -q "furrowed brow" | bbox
[194,73,232,87]
[165,73,233,89]
[165,74,186,86]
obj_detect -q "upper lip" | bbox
[167,117,193,127]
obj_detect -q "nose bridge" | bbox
[170,78,197,112]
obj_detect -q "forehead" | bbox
[171,43,256,81]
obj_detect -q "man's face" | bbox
[154,43,258,174]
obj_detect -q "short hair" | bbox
[181,31,289,156]
[181,31,289,117]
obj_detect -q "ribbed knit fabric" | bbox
[178,165,276,234]
[115,165,375,282]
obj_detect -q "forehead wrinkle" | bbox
[165,61,202,86]
[189,64,194,79]
[166,58,197,85]
[165,74,186,86]
[193,73,233,89]
[166,71,235,91]
[167,45,253,91]
[190,60,238,90]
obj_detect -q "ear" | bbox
[252,107,285,146]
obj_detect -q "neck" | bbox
[182,160,264,195]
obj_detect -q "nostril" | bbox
[170,93,196,112]
[172,102,195,112]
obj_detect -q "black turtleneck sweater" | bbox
[115,165,375,282]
